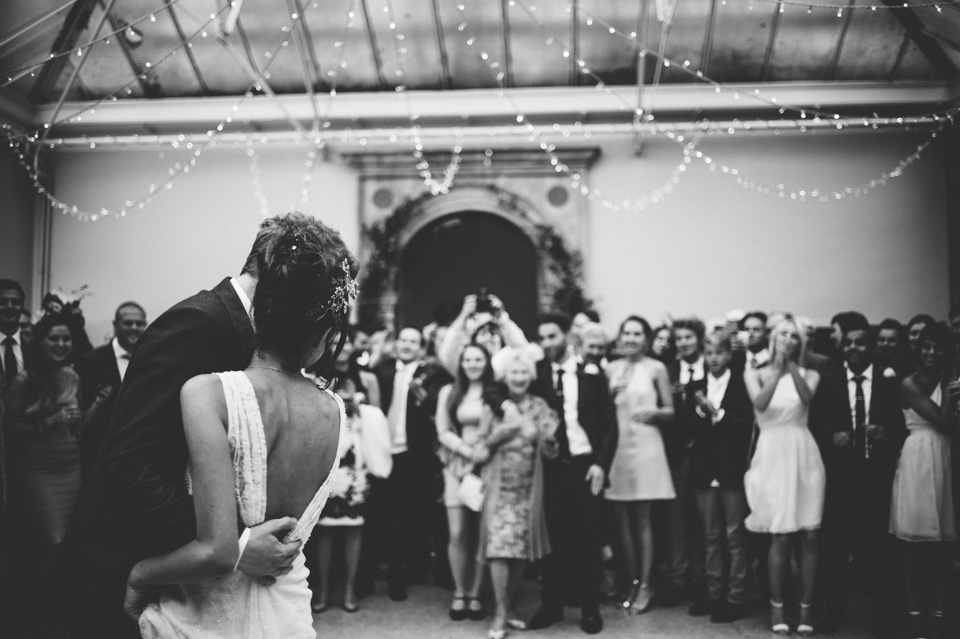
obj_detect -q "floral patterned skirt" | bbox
[318,449,369,526]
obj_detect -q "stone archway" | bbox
[357,184,592,331]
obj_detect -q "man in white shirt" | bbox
[528,313,617,635]
[75,302,149,480]
[0,279,27,388]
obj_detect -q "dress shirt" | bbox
[111,337,133,382]
[748,348,770,368]
[846,363,873,428]
[680,355,706,384]
[552,357,592,457]
[388,360,419,454]
[706,369,731,423]
[1,329,24,378]
[230,277,255,329]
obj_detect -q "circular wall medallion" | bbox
[547,185,569,207]
[372,187,394,209]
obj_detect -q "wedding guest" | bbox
[313,373,392,613]
[435,344,496,621]
[724,310,745,342]
[374,327,452,600]
[604,315,674,614]
[662,318,708,613]
[19,309,33,350]
[744,318,824,637]
[875,318,909,376]
[649,325,676,365]
[579,322,609,369]
[688,331,753,623]
[75,301,148,481]
[479,347,559,639]
[890,322,956,639]
[0,279,27,386]
[810,313,906,638]
[829,311,861,354]
[527,313,617,635]
[906,314,936,353]
[3,308,84,628]
[796,316,834,375]
[38,291,94,362]
[739,311,770,370]
[438,295,532,377]
[571,310,601,355]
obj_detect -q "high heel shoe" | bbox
[770,600,790,635]
[465,596,486,621]
[449,596,467,621]
[629,584,654,615]
[797,602,815,637]
[621,580,640,611]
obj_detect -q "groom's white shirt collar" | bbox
[230,277,255,329]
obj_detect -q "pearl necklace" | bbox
[248,365,302,378]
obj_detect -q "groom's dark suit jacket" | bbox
[46,278,255,639]
[74,342,123,483]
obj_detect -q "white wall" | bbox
[586,129,949,329]
[48,145,358,344]
[42,127,949,344]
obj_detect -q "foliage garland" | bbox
[357,192,593,328]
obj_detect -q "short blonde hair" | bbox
[492,345,538,381]
[580,322,607,343]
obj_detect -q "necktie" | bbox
[554,367,571,460]
[853,374,866,458]
[3,336,17,386]
[750,354,758,368]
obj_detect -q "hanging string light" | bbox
[751,0,959,9]
[1,0,190,87]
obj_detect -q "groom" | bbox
[46,215,326,638]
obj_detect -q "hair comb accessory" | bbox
[308,258,358,325]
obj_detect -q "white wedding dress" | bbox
[139,371,343,639]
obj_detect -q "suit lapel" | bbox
[834,371,853,429]
[212,277,255,345]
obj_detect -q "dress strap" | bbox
[217,371,268,527]
[282,385,345,544]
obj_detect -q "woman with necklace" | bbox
[890,322,957,639]
[435,344,496,621]
[478,347,558,639]
[603,315,675,614]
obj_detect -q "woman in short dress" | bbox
[435,344,495,621]
[604,315,675,614]
[3,310,84,594]
[890,322,956,639]
[312,341,390,613]
[478,347,558,639]
[743,318,824,637]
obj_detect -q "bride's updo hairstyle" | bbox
[251,213,359,370]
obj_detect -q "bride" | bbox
[123,221,359,639]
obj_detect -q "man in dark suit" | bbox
[810,313,906,639]
[75,301,148,482]
[45,215,338,638]
[374,326,452,601]
[662,318,708,612]
[527,313,617,635]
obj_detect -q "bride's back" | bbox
[244,371,341,522]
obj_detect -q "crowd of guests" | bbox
[1,271,959,639]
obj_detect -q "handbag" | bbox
[457,470,485,512]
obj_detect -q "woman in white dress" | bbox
[743,318,824,637]
[124,223,359,639]
[604,315,675,614]
[890,322,956,639]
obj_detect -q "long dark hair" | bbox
[914,322,955,378]
[23,312,79,400]
[446,344,495,435]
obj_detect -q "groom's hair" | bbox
[250,213,359,364]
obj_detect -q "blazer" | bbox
[47,278,256,638]
[374,357,451,463]
[666,359,697,466]
[686,371,755,490]
[530,357,618,475]
[74,342,123,482]
[809,365,907,475]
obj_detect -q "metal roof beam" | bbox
[100,1,154,97]
[881,0,958,78]
[30,0,100,103]
[827,0,856,81]
[760,1,782,81]
[164,1,209,95]
[429,0,452,89]
[699,0,719,78]
[499,0,514,87]
[358,0,387,89]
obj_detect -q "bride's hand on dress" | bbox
[237,517,302,582]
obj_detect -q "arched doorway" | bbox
[397,211,539,334]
